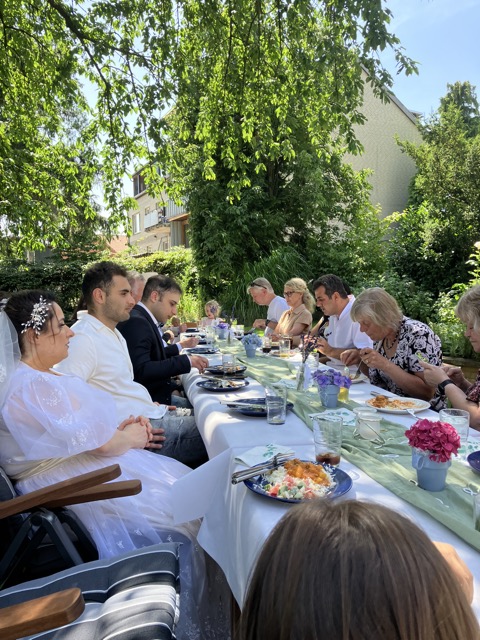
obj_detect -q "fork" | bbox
[231,453,294,484]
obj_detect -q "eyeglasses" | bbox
[249,282,267,289]
[284,291,298,297]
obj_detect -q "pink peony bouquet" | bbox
[405,418,460,463]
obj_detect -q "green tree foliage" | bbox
[388,82,480,294]
[0,0,415,248]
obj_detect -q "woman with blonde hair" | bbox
[238,500,478,640]
[271,277,314,346]
[341,287,444,409]
[422,284,480,429]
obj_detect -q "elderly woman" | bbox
[341,288,444,409]
[422,285,480,430]
[271,277,314,346]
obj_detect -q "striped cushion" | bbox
[0,543,180,639]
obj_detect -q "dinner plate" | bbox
[226,397,294,417]
[205,364,247,375]
[244,462,352,504]
[196,379,250,392]
[467,451,480,475]
[349,373,368,384]
[365,397,430,414]
[186,347,219,355]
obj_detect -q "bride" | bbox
[0,290,213,638]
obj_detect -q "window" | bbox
[133,173,146,196]
[132,212,141,234]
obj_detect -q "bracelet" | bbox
[438,379,455,393]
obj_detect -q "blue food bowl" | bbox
[467,451,480,475]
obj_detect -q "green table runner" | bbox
[229,346,480,552]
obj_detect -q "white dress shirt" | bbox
[56,312,167,420]
[323,296,373,364]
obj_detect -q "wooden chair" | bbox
[0,464,141,588]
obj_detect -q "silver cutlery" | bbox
[231,453,294,484]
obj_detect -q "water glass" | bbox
[222,353,236,375]
[474,493,480,532]
[278,337,290,358]
[439,408,470,459]
[265,387,287,425]
[312,416,343,466]
[235,324,244,338]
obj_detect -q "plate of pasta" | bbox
[366,395,430,414]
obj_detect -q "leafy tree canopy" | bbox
[0,0,416,248]
[389,82,480,294]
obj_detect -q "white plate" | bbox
[350,373,368,384]
[365,397,430,414]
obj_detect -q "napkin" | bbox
[234,444,295,467]
[308,408,356,427]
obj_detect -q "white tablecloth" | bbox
[173,354,480,613]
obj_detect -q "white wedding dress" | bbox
[0,362,213,639]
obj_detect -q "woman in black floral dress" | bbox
[341,288,445,410]
[422,285,480,429]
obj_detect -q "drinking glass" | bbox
[439,408,470,459]
[222,353,236,375]
[235,324,244,338]
[474,493,480,532]
[265,387,287,425]
[278,337,290,358]
[312,416,343,466]
[262,336,272,354]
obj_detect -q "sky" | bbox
[380,0,480,116]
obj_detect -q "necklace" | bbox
[384,328,399,350]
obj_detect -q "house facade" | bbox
[128,172,189,254]
[128,80,422,251]
[344,80,423,217]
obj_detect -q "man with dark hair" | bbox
[57,262,208,468]
[118,275,208,405]
[312,274,372,364]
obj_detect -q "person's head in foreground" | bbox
[238,500,478,640]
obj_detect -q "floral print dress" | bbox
[369,316,445,411]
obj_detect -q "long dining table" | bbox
[172,346,480,615]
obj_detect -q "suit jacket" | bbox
[118,305,191,404]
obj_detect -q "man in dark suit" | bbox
[118,275,208,405]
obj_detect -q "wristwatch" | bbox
[438,379,455,393]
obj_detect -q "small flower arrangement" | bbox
[312,368,352,389]
[216,321,230,330]
[241,332,263,348]
[405,419,460,463]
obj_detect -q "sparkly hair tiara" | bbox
[21,296,51,335]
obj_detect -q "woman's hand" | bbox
[340,349,362,366]
[359,347,389,371]
[421,361,451,387]
[123,421,150,449]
